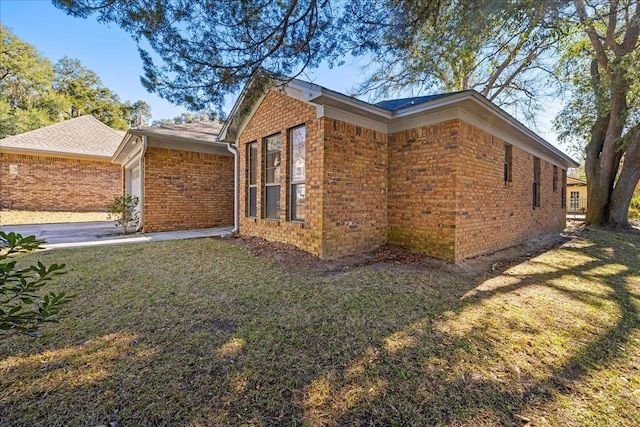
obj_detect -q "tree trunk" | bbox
[609,135,640,226]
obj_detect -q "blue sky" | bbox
[0,0,565,149]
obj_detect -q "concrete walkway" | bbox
[0,221,233,250]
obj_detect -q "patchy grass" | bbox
[0,228,639,426]
[0,210,109,225]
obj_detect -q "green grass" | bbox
[1,229,639,426]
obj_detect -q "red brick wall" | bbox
[142,146,234,232]
[0,152,121,211]
[387,120,459,261]
[321,118,388,258]
[454,121,566,261]
[237,90,324,255]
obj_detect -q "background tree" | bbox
[1,25,152,136]
[151,110,218,127]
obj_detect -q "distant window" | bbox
[289,125,306,222]
[533,157,541,207]
[561,169,567,208]
[570,191,580,210]
[247,142,257,217]
[504,144,513,182]
[553,165,558,192]
[264,134,281,219]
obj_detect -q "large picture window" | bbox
[264,134,281,219]
[247,142,257,217]
[290,125,306,221]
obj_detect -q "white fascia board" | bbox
[388,108,461,134]
[111,132,136,163]
[318,105,389,133]
[456,109,571,169]
[464,94,578,167]
[0,146,111,161]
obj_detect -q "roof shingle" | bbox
[0,115,124,158]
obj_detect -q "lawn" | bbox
[0,210,110,225]
[1,228,639,426]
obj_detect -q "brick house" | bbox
[0,115,123,212]
[219,79,578,263]
[111,122,234,232]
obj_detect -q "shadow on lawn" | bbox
[0,229,639,426]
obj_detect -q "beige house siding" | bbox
[0,152,121,212]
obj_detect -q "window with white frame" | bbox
[247,142,257,217]
[264,134,281,219]
[290,125,306,221]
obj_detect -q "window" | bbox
[533,157,541,207]
[264,134,281,219]
[504,144,512,182]
[553,165,558,192]
[570,191,580,210]
[290,125,306,221]
[247,142,257,217]
[561,169,567,208]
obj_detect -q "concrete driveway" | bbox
[0,221,233,249]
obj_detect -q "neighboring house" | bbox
[219,78,578,263]
[111,122,234,232]
[0,115,123,212]
[566,176,588,213]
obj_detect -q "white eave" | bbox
[0,146,112,161]
[219,77,578,169]
[112,128,232,165]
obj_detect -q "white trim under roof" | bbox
[0,146,113,161]
[220,77,578,168]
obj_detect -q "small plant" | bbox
[1,231,75,338]
[107,195,140,234]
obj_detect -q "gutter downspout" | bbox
[226,143,239,233]
[139,135,148,231]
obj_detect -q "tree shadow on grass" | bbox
[0,230,638,426]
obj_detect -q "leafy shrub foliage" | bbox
[107,195,140,234]
[0,232,75,338]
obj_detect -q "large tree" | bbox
[53,0,640,227]
[0,25,152,136]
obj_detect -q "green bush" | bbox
[0,232,75,338]
[630,197,640,210]
[107,195,140,234]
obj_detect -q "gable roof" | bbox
[0,115,124,160]
[220,78,578,169]
[128,121,223,144]
[111,121,231,165]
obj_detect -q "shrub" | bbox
[628,206,640,220]
[630,197,640,210]
[0,232,75,338]
[107,195,140,234]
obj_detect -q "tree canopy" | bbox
[0,25,151,137]
[52,0,640,227]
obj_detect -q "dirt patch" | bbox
[229,229,574,278]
